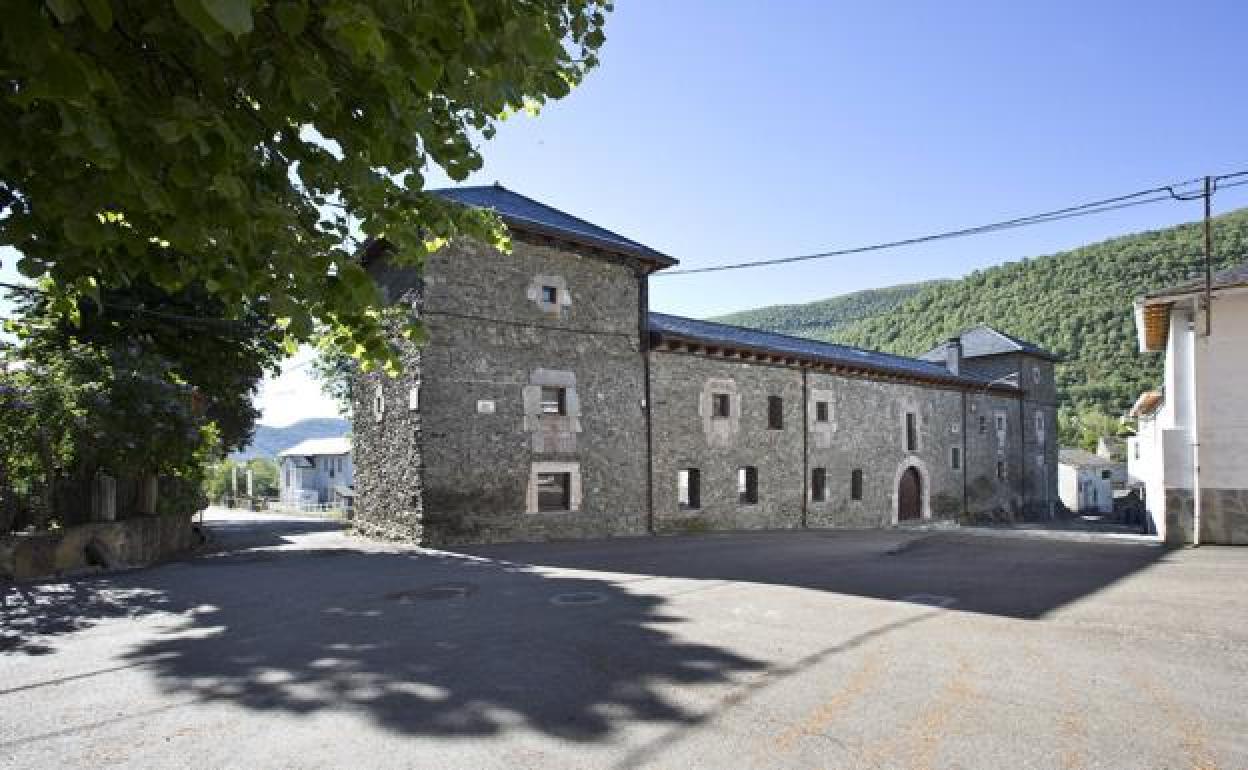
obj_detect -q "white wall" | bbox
[1195,291,1248,489]
[280,453,354,504]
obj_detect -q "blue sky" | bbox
[6,1,1248,424]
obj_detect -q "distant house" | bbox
[1058,449,1116,514]
[1128,261,1248,544]
[278,437,353,508]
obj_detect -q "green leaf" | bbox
[45,0,83,24]
[200,0,253,37]
[81,0,113,30]
[273,1,307,36]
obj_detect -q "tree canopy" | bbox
[1,0,611,370]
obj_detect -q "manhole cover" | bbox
[386,582,478,602]
[550,591,608,606]
[901,593,957,608]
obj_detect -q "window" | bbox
[978,415,987,434]
[850,469,863,500]
[1035,411,1044,435]
[678,468,701,509]
[540,386,567,416]
[1134,443,1140,460]
[811,468,827,502]
[815,401,829,422]
[1032,366,1041,385]
[737,466,758,504]
[536,472,571,511]
[995,414,1006,433]
[905,412,918,451]
[541,285,558,304]
[951,447,961,470]
[1101,470,1112,480]
[373,384,385,423]
[996,461,1005,481]
[768,396,784,429]
[712,393,731,418]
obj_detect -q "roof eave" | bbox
[500,214,678,269]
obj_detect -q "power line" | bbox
[0,280,250,328]
[656,172,1247,277]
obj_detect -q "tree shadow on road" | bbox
[3,545,767,743]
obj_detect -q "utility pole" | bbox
[1204,175,1213,337]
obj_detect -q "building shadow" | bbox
[452,529,1174,620]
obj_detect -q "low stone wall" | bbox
[0,511,199,581]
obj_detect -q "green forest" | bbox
[712,281,945,337]
[713,209,1248,426]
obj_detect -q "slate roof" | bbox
[278,437,351,457]
[431,184,676,267]
[1059,448,1117,468]
[919,324,1059,362]
[648,313,1017,389]
[1143,259,1248,300]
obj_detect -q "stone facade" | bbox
[353,193,1058,546]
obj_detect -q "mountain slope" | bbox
[232,417,350,460]
[710,281,946,336]
[820,209,1248,415]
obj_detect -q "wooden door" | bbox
[899,467,922,521]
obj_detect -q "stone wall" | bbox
[385,236,651,545]
[0,511,198,580]
[1164,487,1248,545]
[804,373,965,528]
[649,353,805,533]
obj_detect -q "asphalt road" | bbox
[2,510,1246,769]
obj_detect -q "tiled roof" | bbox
[919,324,1059,362]
[431,184,676,267]
[648,313,1016,389]
[1143,259,1248,300]
[278,437,351,457]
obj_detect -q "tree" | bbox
[0,1,611,371]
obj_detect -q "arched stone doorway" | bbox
[898,466,923,521]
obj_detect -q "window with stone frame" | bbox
[738,466,758,504]
[850,469,863,501]
[536,472,571,511]
[540,386,567,416]
[712,393,731,419]
[811,467,827,502]
[815,401,830,423]
[768,396,784,429]
[541,285,559,305]
[995,414,1006,433]
[678,468,701,509]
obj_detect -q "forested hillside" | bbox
[822,210,1248,416]
[711,281,946,336]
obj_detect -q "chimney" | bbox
[945,337,962,376]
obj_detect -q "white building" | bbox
[1058,449,1115,514]
[1128,262,1248,544]
[278,437,353,508]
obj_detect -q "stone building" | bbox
[353,185,1058,545]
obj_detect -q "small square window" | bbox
[951,447,961,470]
[1101,469,1112,480]
[712,393,731,419]
[815,401,829,423]
[678,468,701,509]
[540,386,567,415]
[811,467,827,502]
[768,396,784,429]
[738,466,758,504]
[541,285,558,304]
[536,472,571,511]
[851,469,863,501]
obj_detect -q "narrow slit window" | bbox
[540,386,567,416]
[951,447,961,470]
[537,472,571,511]
[738,466,758,505]
[815,401,829,423]
[711,393,731,419]
[768,396,784,430]
[811,467,827,502]
[905,412,918,451]
[678,468,701,510]
[850,469,863,501]
[996,461,1005,481]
